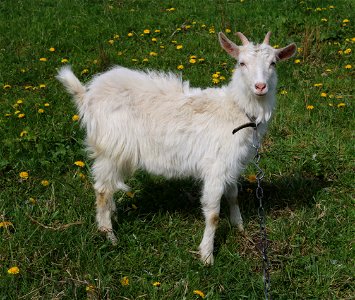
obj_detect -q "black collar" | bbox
[232,115,259,135]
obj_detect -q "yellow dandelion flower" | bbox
[321,18,328,22]
[20,130,28,137]
[151,37,157,42]
[189,58,197,64]
[306,105,314,110]
[338,50,343,55]
[342,19,350,23]
[225,28,231,33]
[72,114,80,121]
[160,45,165,49]
[198,58,205,62]
[86,284,95,292]
[337,103,346,108]
[7,266,20,275]
[329,5,335,9]
[108,39,114,45]
[177,64,184,70]
[320,92,327,97]
[39,57,47,62]
[81,69,89,75]
[344,48,351,54]
[142,58,149,62]
[212,73,220,79]
[193,290,205,298]
[29,197,37,205]
[114,34,120,40]
[38,109,44,114]
[127,32,134,37]
[155,29,161,33]
[41,180,49,186]
[247,174,257,183]
[143,29,150,34]
[212,78,220,84]
[39,84,46,89]
[49,47,55,52]
[126,191,135,198]
[3,84,11,89]
[166,7,176,12]
[0,221,13,228]
[24,85,33,89]
[176,44,183,50]
[18,113,25,118]
[74,161,85,168]
[149,51,158,56]
[120,276,129,286]
[61,58,69,63]
[131,58,138,62]
[294,59,301,64]
[44,103,50,107]
[19,171,29,179]
[280,90,288,95]
[345,64,352,69]
[153,281,161,287]
[220,76,226,81]
[17,99,23,104]
[313,83,323,87]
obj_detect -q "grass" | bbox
[0,0,353,299]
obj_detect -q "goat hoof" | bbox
[237,223,244,232]
[107,231,118,245]
[199,251,214,266]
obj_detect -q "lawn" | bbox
[0,0,354,299]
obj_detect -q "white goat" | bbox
[57,32,296,265]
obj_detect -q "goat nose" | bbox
[255,82,267,91]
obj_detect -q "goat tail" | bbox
[57,66,86,106]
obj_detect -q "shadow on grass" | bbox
[119,171,330,219]
[112,171,330,258]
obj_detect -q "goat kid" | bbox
[57,32,296,265]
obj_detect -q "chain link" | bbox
[252,127,272,300]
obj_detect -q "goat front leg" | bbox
[198,180,224,265]
[95,190,118,245]
[225,183,244,232]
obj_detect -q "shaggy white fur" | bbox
[57,32,296,265]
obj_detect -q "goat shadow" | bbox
[115,170,329,222]
[110,171,330,257]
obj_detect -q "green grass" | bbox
[0,0,354,299]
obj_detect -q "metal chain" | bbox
[252,127,272,300]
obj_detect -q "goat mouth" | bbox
[254,91,268,97]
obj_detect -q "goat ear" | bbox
[276,43,297,61]
[219,32,239,58]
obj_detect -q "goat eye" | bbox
[239,62,246,67]
[270,62,276,67]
